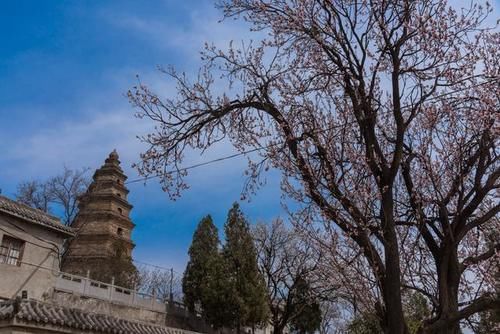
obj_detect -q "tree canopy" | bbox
[182,215,223,319]
[16,166,90,225]
[223,203,269,332]
[182,207,268,331]
[253,219,324,334]
[289,277,322,334]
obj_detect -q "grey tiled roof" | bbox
[0,195,74,236]
[0,299,200,334]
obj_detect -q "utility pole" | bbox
[169,268,174,302]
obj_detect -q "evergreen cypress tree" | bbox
[289,277,322,334]
[182,215,221,314]
[223,203,269,333]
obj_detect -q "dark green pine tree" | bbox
[289,277,322,334]
[182,215,224,319]
[223,203,269,333]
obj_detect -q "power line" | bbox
[126,147,264,185]
[125,77,499,186]
[133,258,183,275]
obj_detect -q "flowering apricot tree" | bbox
[129,1,499,333]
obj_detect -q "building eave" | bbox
[0,196,75,237]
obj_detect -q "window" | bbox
[117,208,123,215]
[117,228,123,236]
[0,236,25,266]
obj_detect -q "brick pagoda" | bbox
[62,150,137,286]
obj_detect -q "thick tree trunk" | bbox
[380,191,408,334]
[272,322,285,334]
[419,244,462,334]
[433,246,461,334]
[381,240,409,334]
[270,310,286,334]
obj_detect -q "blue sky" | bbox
[0,0,283,273]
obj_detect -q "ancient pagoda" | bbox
[62,150,137,287]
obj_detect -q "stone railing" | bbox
[54,271,165,312]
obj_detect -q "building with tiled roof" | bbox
[0,298,199,334]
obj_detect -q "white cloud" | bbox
[102,2,255,61]
[2,109,144,178]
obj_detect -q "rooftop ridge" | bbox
[0,298,201,334]
[0,195,74,236]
